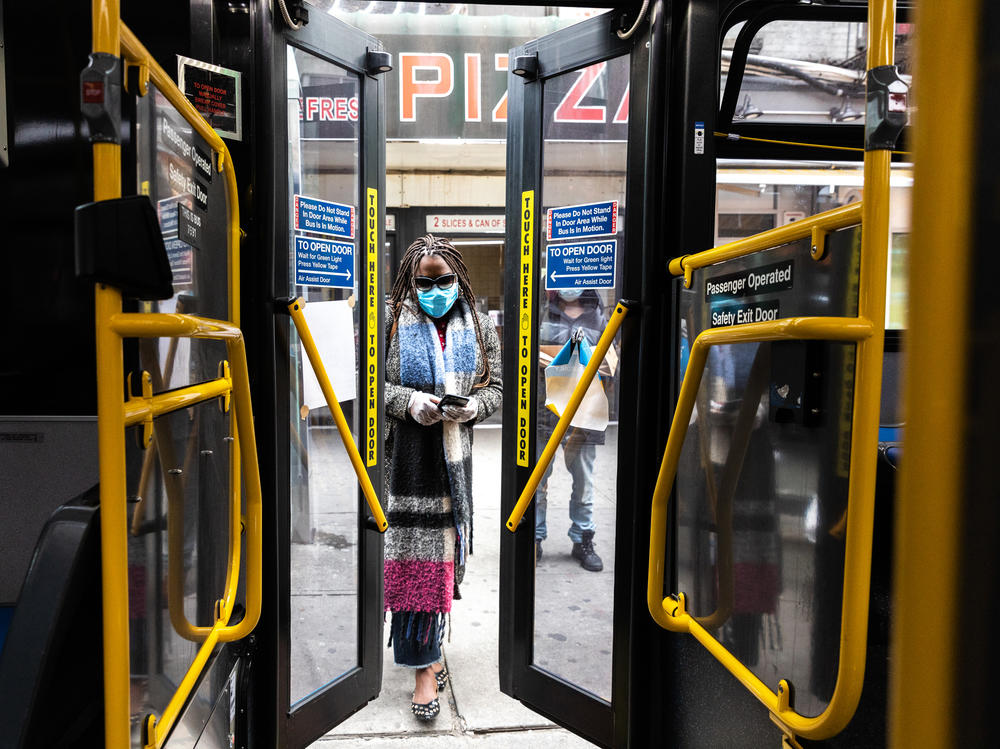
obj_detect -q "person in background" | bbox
[383,234,503,721]
[535,288,608,572]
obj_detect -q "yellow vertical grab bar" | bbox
[888,0,976,746]
[506,300,631,532]
[287,298,388,532]
[91,2,131,746]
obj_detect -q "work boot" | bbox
[571,530,603,572]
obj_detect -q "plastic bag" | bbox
[543,337,609,432]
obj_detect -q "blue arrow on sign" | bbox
[294,235,355,288]
[545,240,617,290]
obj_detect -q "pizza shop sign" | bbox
[297,36,629,141]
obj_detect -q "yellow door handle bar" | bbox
[647,316,874,740]
[669,202,863,287]
[109,314,264,749]
[287,298,389,532]
[506,300,632,533]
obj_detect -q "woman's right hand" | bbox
[407,391,442,425]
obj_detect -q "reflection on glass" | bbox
[129,83,240,744]
[136,84,231,394]
[720,20,914,125]
[675,231,861,718]
[127,401,233,740]
[532,55,629,702]
[888,233,908,329]
[287,46,362,704]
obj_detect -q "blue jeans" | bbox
[535,429,597,544]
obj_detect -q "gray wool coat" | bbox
[382,300,503,612]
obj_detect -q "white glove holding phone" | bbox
[408,391,442,425]
[441,396,479,423]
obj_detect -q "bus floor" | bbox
[313,426,595,748]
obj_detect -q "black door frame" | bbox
[253,8,387,747]
[499,10,653,748]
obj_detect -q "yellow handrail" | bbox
[506,300,631,532]
[287,298,388,532]
[647,316,874,738]
[92,2,129,743]
[119,23,248,652]
[669,202,862,288]
[649,1,894,740]
[111,316,264,747]
[92,2,260,745]
[888,0,976,746]
[122,377,233,426]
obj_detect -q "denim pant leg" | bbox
[564,433,597,544]
[533,448,556,541]
[391,612,443,669]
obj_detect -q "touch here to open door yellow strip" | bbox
[287,298,388,532]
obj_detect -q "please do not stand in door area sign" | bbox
[546,200,618,241]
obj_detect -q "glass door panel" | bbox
[533,57,629,703]
[265,9,386,747]
[285,46,363,706]
[500,11,647,748]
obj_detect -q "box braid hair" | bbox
[388,234,492,389]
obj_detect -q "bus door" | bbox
[259,9,388,746]
[499,11,651,747]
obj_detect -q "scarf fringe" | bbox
[387,611,449,648]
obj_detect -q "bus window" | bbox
[721,20,913,125]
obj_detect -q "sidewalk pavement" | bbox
[312,426,599,748]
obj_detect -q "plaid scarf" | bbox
[383,299,479,615]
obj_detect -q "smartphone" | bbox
[437,393,470,410]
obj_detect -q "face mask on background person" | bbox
[417,284,460,318]
[558,289,584,301]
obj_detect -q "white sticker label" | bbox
[694,121,705,155]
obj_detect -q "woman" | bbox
[383,234,502,721]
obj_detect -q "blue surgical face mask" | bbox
[558,289,584,301]
[417,284,460,318]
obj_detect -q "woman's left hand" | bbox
[441,396,479,423]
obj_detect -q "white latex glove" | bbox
[408,391,442,425]
[441,396,479,423]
